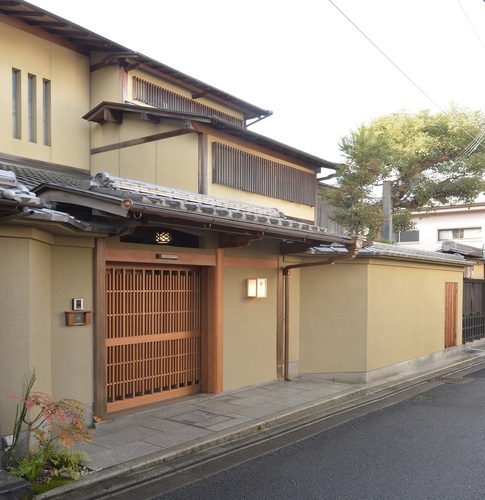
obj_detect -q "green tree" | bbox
[324,105,485,240]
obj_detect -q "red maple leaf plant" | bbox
[6,371,95,482]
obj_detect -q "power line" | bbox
[457,0,485,53]
[327,0,446,114]
[328,0,485,156]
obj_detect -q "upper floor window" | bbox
[28,74,37,143]
[11,68,51,146]
[438,227,481,241]
[397,230,420,243]
[12,69,21,139]
[132,76,244,127]
[43,79,51,146]
[212,142,317,206]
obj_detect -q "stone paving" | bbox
[32,343,485,498]
[84,378,361,471]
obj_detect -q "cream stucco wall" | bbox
[0,22,90,169]
[50,238,94,403]
[299,261,369,374]
[222,242,279,390]
[0,228,53,431]
[299,257,464,378]
[90,65,122,107]
[366,259,463,371]
[90,116,199,190]
[0,227,94,432]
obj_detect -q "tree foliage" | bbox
[324,105,485,240]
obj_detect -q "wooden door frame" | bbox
[445,281,458,349]
[93,240,222,420]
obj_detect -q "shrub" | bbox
[5,371,94,485]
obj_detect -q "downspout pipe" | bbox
[281,235,365,381]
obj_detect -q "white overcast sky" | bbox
[28,0,485,163]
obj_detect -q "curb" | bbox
[35,353,485,499]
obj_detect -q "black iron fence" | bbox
[463,312,485,344]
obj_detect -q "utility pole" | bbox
[382,180,392,241]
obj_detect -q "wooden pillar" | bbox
[207,241,224,393]
[276,255,284,379]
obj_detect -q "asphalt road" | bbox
[148,365,485,500]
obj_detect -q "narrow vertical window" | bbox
[43,79,51,146]
[28,74,37,143]
[12,69,21,139]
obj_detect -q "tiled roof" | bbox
[309,241,469,266]
[0,164,353,245]
[439,240,484,259]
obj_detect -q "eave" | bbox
[83,102,336,172]
[0,0,271,120]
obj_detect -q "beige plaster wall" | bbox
[0,228,53,431]
[299,257,464,377]
[222,243,279,390]
[90,65,121,107]
[50,238,94,403]
[366,260,463,371]
[0,228,94,433]
[0,23,90,168]
[0,234,33,431]
[90,116,199,190]
[299,261,369,373]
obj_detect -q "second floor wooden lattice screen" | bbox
[133,76,244,127]
[212,143,317,206]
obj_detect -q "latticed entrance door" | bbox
[105,265,201,412]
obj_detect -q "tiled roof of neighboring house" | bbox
[309,241,470,266]
[0,164,353,246]
[439,240,484,259]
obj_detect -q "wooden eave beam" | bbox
[141,112,161,124]
[90,127,196,155]
[104,108,122,124]
[0,12,88,55]
[218,233,262,248]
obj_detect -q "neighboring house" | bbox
[315,182,348,235]
[397,202,485,252]
[0,1,469,441]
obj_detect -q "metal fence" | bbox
[463,312,485,344]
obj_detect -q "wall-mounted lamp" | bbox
[155,231,172,244]
[246,278,267,298]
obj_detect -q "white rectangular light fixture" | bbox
[246,278,267,298]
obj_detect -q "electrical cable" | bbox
[328,0,485,156]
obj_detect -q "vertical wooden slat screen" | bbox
[132,76,244,127]
[212,142,317,206]
[445,282,458,348]
[105,265,201,412]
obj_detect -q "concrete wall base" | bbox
[301,344,473,384]
[286,361,299,380]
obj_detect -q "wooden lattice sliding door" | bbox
[105,265,201,412]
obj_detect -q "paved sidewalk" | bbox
[37,345,485,499]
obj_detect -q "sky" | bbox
[27,0,485,164]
